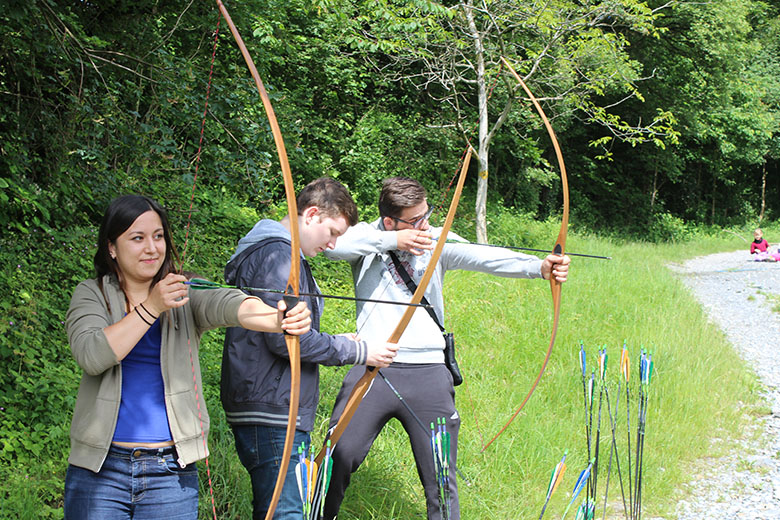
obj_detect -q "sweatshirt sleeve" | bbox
[66,281,119,376]
[259,328,367,366]
[297,332,367,366]
[240,241,365,366]
[439,230,544,278]
[189,285,248,334]
[324,221,397,262]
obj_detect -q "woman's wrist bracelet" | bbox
[134,306,153,326]
[139,302,158,320]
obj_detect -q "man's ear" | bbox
[382,216,395,230]
[301,206,320,224]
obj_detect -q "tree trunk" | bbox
[465,1,490,243]
[650,162,658,213]
[711,175,716,225]
[475,152,489,242]
[696,164,702,217]
[759,161,767,222]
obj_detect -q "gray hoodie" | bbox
[325,219,543,364]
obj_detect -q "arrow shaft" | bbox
[434,238,610,259]
[377,370,471,485]
[185,281,432,308]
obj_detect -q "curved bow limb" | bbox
[480,58,569,452]
[215,2,301,518]
[315,147,473,467]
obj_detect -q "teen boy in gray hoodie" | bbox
[221,177,398,519]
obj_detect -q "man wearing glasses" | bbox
[322,176,570,520]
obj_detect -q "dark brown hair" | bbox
[297,177,358,226]
[378,177,427,218]
[94,195,179,300]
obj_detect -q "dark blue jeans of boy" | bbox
[232,424,310,520]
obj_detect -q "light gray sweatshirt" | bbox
[325,219,544,364]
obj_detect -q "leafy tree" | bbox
[600,0,780,226]
[314,0,678,240]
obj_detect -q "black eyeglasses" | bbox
[391,206,434,229]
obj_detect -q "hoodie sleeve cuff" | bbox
[354,340,368,365]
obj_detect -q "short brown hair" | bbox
[378,177,427,218]
[297,177,358,226]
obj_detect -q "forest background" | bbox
[1,0,779,518]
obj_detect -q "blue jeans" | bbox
[232,424,310,520]
[64,445,198,519]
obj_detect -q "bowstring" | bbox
[436,61,504,451]
[353,64,504,338]
[179,16,220,270]
[432,59,503,221]
[179,13,221,520]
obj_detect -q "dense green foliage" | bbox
[1,0,778,517]
[2,0,778,236]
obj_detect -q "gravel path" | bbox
[668,250,780,519]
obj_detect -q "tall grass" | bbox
[290,233,759,519]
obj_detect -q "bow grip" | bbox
[282,284,300,335]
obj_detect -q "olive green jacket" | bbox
[66,274,249,472]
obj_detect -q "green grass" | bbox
[191,232,761,519]
[757,290,780,314]
[297,233,759,519]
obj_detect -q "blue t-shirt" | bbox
[112,319,173,443]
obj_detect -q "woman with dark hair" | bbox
[64,194,311,519]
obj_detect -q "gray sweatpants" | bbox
[322,363,460,520]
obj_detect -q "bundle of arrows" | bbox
[540,342,654,519]
[431,416,453,520]
[295,440,333,520]
[556,341,654,520]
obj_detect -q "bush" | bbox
[647,212,694,243]
[0,229,94,467]
[485,205,562,249]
